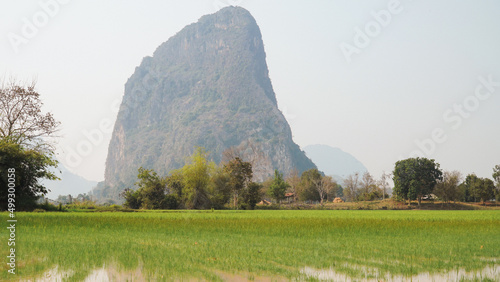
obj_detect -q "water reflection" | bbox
[301,265,499,281]
[26,264,499,281]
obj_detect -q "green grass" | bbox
[1,210,499,281]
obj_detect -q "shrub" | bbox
[37,202,61,212]
[164,194,179,209]
[121,188,141,209]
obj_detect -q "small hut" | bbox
[284,193,295,203]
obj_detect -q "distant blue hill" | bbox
[303,144,367,182]
[42,164,97,200]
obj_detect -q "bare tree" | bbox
[357,172,384,201]
[286,168,301,202]
[379,171,392,200]
[222,139,272,181]
[493,165,500,187]
[343,173,360,202]
[493,165,500,204]
[360,172,376,200]
[222,146,243,163]
[0,80,60,150]
[313,175,336,204]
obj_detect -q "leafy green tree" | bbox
[457,183,468,202]
[224,157,252,208]
[268,170,289,204]
[493,165,500,183]
[166,170,184,207]
[335,184,344,198]
[459,174,495,204]
[393,158,443,205]
[120,167,179,210]
[181,147,214,209]
[433,171,462,203]
[163,194,179,209]
[0,139,59,210]
[299,168,322,202]
[240,182,262,210]
[135,167,168,209]
[208,168,232,209]
[460,174,478,202]
[366,189,383,201]
[120,188,141,209]
[470,177,495,205]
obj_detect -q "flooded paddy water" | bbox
[23,263,499,281]
[301,265,499,281]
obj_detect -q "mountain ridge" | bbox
[303,144,367,182]
[42,164,97,200]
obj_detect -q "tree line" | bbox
[120,147,344,210]
[341,171,392,202]
[121,148,260,210]
[392,158,500,205]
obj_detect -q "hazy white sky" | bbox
[1,0,499,182]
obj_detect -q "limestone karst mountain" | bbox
[95,6,316,199]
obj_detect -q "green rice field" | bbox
[1,210,499,281]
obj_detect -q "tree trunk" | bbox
[418,196,421,206]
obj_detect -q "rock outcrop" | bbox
[97,7,316,199]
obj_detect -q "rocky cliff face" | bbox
[99,7,316,199]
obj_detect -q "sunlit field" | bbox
[1,210,499,281]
